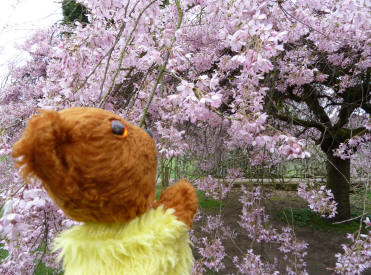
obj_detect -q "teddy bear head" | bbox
[12,107,157,223]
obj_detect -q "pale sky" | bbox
[0,0,62,85]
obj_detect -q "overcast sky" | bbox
[0,0,62,84]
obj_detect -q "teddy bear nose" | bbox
[112,120,125,135]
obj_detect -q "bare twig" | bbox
[98,0,133,100]
[332,212,369,224]
[98,32,128,99]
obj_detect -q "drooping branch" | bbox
[320,126,368,152]
[334,102,358,130]
[98,0,132,100]
[348,127,368,139]
[301,85,332,127]
[98,0,157,108]
[139,0,183,127]
[335,70,371,128]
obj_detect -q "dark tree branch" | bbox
[348,127,368,138]
[362,103,371,114]
[301,85,332,127]
[335,69,371,128]
[271,112,326,131]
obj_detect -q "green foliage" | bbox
[278,208,362,233]
[204,268,217,275]
[0,155,6,162]
[159,158,200,185]
[286,163,299,177]
[62,0,89,24]
[31,241,63,275]
[160,0,170,8]
[350,189,371,214]
[196,190,222,209]
[34,262,63,275]
[0,242,9,261]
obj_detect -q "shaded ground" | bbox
[193,188,366,275]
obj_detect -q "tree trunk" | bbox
[326,153,351,221]
[164,166,170,187]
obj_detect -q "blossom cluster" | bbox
[297,181,338,218]
[334,134,371,160]
[191,182,310,274]
[334,224,371,275]
[237,186,308,274]
[191,212,236,273]
[233,250,279,275]
[0,185,74,274]
[194,176,234,200]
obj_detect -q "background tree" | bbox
[263,1,370,221]
[62,0,89,24]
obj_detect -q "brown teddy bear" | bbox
[12,107,198,275]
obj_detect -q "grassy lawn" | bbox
[34,263,63,275]
[278,208,368,233]
[0,242,8,261]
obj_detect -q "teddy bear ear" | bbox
[12,109,68,183]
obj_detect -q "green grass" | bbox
[156,186,221,209]
[204,269,218,275]
[196,190,222,209]
[34,262,63,275]
[32,243,63,275]
[0,242,9,261]
[351,189,371,201]
[350,190,371,212]
[278,208,364,233]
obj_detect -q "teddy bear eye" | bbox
[145,129,153,138]
[112,120,128,138]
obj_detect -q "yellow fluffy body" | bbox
[53,206,193,275]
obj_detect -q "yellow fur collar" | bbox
[53,206,193,275]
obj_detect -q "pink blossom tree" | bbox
[264,0,370,221]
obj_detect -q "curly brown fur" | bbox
[12,107,157,223]
[154,179,198,228]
